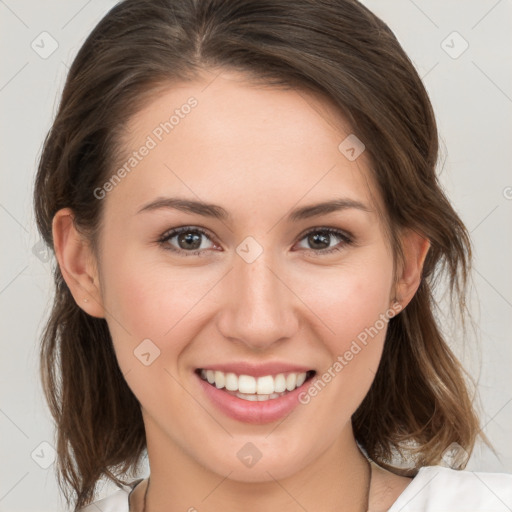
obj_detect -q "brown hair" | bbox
[34,0,483,510]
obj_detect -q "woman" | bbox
[34,0,512,511]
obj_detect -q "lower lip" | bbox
[196,372,313,424]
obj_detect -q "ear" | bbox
[52,208,105,318]
[393,228,430,309]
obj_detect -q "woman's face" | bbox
[92,70,400,481]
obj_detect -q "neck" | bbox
[140,414,371,512]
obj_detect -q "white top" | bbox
[79,465,512,512]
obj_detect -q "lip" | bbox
[197,361,314,378]
[195,369,316,424]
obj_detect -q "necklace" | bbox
[138,457,372,512]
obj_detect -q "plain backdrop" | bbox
[1,1,511,511]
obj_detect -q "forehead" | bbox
[106,70,383,218]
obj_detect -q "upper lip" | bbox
[197,361,315,378]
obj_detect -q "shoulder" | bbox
[389,465,512,512]
[77,479,140,512]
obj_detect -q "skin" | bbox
[53,69,429,511]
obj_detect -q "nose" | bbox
[216,250,300,352]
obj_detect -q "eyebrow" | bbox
[137,197,372,222]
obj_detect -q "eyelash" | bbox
[157,226,354,257]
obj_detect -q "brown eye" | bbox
[296,228,352,254]
[159,227,216,255]
[176,231,202,250]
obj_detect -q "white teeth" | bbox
[256,375,274,395]
[274,374,287,393]
[199,369,310,396]
[285,373,297,391]
[238,375,256,394]
[214,370,225,389]
[296,372,307,387]
[239,393,258,402]
[234,391,287,401]
[225,372,238,391]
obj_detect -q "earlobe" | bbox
[393,229,430,309]
[52,208,105,318]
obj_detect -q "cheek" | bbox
[104,261,200,339]
[98,254,208,422]
[294,255,394,415]
[299,255,394,350]
[97,245,192,369]
[99,218,217,328]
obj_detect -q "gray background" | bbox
[1,1,511,511]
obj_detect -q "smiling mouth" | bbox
[195,368,316,401]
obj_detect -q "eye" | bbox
[295,227,353,255]
[158,226,217,256]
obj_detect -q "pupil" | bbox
[309,232,329,249]
[178,232,201,250]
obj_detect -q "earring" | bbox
[83,298,89,303]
